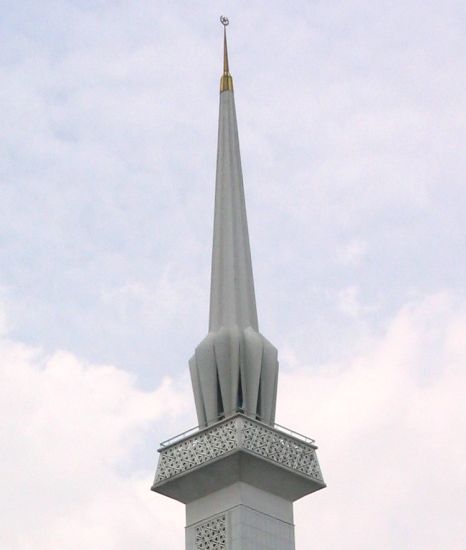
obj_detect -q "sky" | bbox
[0,1,465,548]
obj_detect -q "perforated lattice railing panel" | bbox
[154,415,323,485]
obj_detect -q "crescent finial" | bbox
[219,16,233,91]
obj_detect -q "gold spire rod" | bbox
[223,25,229,74]
[220,16,233,92]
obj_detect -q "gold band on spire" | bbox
[220,16,233,92]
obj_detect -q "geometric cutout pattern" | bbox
[194,515,226,550]
[154,414,323,485]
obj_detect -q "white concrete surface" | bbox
[189,90,278,428]
[186,482,295,550]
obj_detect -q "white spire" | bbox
[211,16,257,331]
[209,88,258,331]
[189,19,278,428]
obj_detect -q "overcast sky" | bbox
[1,1,465,549]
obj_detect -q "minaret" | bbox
[152,18,325,550]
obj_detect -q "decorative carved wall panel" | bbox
[194,515,226,550]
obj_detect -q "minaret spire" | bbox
[210,15,257,332]
[189,17,278,428]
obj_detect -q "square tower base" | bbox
[186,482,294,550]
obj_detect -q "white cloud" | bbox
[278,292,466,549]
[0,327,188,550]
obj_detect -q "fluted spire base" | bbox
[189,326,278,427]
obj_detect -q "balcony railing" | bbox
[159,411,315,449]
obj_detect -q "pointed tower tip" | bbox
[220,16,233,92]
